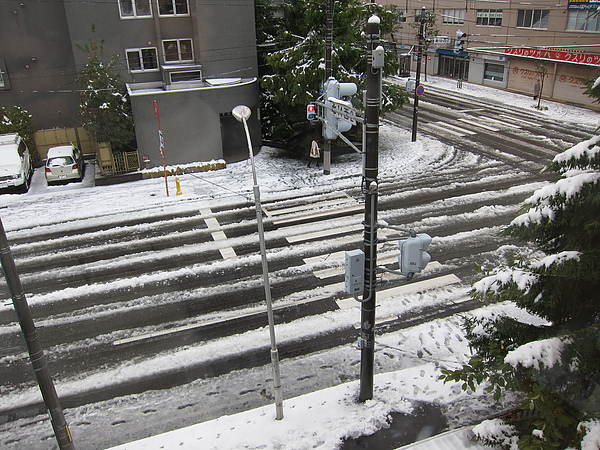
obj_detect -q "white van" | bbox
[0,133,33,193]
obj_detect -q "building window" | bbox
[119,0,151,18]
[442,9,465,25]
[163,39,193,63]
[517,10,549,29]
[126,48,159,72]
[567,10,600,32]
[476,9,503,26]
[484,63,504,82]
[170,70,201,83]
[397,9,407,23]
[158,0,189,16]
[0,71,5,89]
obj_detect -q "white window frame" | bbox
[567,10,600,32]
[442,9,465,25]
[126,48,159,72]
[158,0,190,17]
[118,0,152,19]
[476,9,503,26]
[162,39,194,63]
[517,9,549,29]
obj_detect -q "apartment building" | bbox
[0,0,260,165]
[379,0,600,107]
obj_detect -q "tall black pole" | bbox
[0,218,75,449]
[323,0,333,174]
[359,15,381,403]
[411,8,427,142]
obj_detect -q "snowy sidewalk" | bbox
[107,364,494,450]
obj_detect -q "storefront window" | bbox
[567,10,600,31]
[438,54,469,80]
[484,63,504,82]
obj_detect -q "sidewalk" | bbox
[106,364,501,450]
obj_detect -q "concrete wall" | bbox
[0,0,260,166]
[129,78,260,167]
[0,1,79,129]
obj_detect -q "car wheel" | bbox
[19,175,30,193]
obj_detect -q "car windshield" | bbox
[48,156,74,166]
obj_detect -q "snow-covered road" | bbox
[1,76,598,449]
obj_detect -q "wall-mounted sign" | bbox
[568,0,600,9]
[504,47,600,66]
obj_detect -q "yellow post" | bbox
[175,177,183,196]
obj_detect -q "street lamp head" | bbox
[232,105,251,123]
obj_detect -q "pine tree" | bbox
[77,28,134,152]
[441,123,600,448]
[257,0,408,144]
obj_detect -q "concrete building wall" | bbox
[0,0,260,164]
[129,78,260,167]
[0,1,80,129]
[378,0,600,107]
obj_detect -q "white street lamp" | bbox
[231,105,284,420]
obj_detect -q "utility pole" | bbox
[0,219,75,449]
[359,15,382,403]
[322,0,333,175]
[411,8,427,142]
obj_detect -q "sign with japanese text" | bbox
[504,48,600,66]
[568,0,600,9]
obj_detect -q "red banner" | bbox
[504,47,600,66]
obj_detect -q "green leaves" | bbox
[257,0,408,144]
[77,29,135,151]
[443,130,600,448]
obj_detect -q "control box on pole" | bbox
[345,249,365,295]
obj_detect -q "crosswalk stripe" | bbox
[264,196,354,218]
[444,122,477,135]
[286,224,362,243]
[423,122,468,137]
[200,207,237,260]
[272,204,363,226]
[499,114,540,127]
[337,272,461,312]
[482,117,521,129]
[458,118,499,132]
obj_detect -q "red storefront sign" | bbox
[504,47,600,66]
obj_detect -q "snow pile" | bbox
[579,419,600,450]
[504,336,569,371]
[473,268,538,295]
[472,419,519,449]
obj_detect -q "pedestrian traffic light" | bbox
[307,103,317,122]
[454,30,467,54]
[398,233,432,277]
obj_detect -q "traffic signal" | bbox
[336,82,358,134]
[307,103,317,122]
[322,77,358,140]
[454,30,467,54]
[323,78,338,140]
[398,233,432,277]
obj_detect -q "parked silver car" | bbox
[45,144,84,185]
